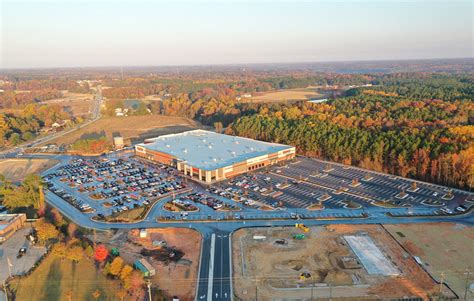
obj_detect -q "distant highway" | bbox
[0,86,103,155]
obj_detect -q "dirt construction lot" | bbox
[0,158,58,182]
[49,115,199,145]
[39,92,94,117]
[233,224,450,300]
[385,223,474,300]
[245,88,324,103]
[107,228,202,301]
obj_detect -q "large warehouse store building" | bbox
[135,130,295,183]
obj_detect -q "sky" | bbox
[1,0,472,68]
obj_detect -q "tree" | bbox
[103,262,111,276]
[35,218,60,244]
[109,256,124,277]
[50,207,64,227]
[120,264,134,281]
[124,271,145,299]
[94,244,109,263]
[67,246,84,263]
[85,245,94,258]
[52,243,68,259]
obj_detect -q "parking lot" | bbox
[210,157,473,216]
[43,156,189,218]
[42,154,473,222]
[0,226,47,283]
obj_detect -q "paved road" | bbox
[0,86,102,156]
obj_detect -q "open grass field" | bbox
[9,254,121,301]
[49,115,200,146]
[0,158,59,182]
[39,92,94,117]
[233,224,444,300]
[244,87,324,103]
[384,223,474,299]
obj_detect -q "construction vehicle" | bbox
[295,223,309,232]
[299,272,312,281]
[294,234,305,240]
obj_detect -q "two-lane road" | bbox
[196,229,232,301]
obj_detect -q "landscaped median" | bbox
[156,212,369,223]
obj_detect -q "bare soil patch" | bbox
[244,88,324,103]
[49,115,200,146]
[0,158,58,182]
[112,228,201,301]
[39,91,94,117]
[233,224,443,300]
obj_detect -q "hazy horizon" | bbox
[1,0,473,69]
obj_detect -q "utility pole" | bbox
[310,284,314,301]
[255,285,258,301]
[146,279,152,301]
[439,271,445,300]
[464,270,471,301]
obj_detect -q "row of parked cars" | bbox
[185,192,228,210]
[45,157,188,216]
[207,186,260,208]
[439,204,471,214]
[48,186,93,212]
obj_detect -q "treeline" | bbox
[0,89,63,109]
[351,73,474,102]
[1,79,91,93]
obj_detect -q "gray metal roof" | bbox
[138,129,293,170]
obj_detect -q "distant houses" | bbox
[115,108,129,117]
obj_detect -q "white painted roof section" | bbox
[138,129,293,170]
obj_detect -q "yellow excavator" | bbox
[295,223,310,232]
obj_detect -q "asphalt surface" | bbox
[0,226,47,283]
